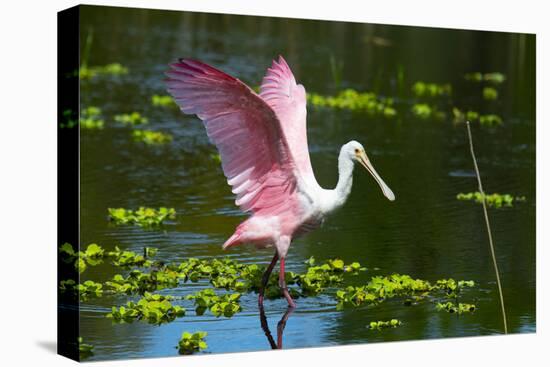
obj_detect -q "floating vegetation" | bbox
[411,103,446,121]
[335,274,475,311]
[307,89,397,117]
[412,81,451,98]
[186,289,242,317]
[59,279,104,301]
[456,192,526,208]
[452,108,502,126]
[114,112,148,126]
[59,109,78,129]
[59,243,105,274]
[482,87,499,100]
[108,245,156,267]
[435,279,475,298]
[106,268,181,295]
[297,257,365,295]
[78,337,94,359]
[132,129,173,145]
[436,302,476,314]
[80,106,105,130]
[452,108,480,124]
[107,292,185,325]
[367,319,402,330]
[479,114,503,126]
[151,94,177,107]
[465,72,506,84]
[177,331,207,355]
[108,207,176,227]
[79,63,128,79]
[59,243,157,276]
[210,153,222,164]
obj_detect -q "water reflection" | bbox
[259,305,295,349]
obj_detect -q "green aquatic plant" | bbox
[210,153,222,164]
[479,114,503,127]
[132,130,173,145]
[452,108,502,127]
[114,112,148,126]
[107,245,156,267]
[456,192,525,208]
[434,279,475,299]
[411,104,446,121]
[452,108,480,124]
[336,286,378,309]
[108,207,176,226]
[80,106,104,129]
[465,72,506,84]
[78,337,94,359]
[436,302,476,314]
[482,87,498,100]
[59,243,105,274]
[151,94,177,107]
[307,89,397,117]
[105,268,181,294]
[177,331,207,355]
[335,274,474,310]
[412,81,451,97]
[367,319,402,330]
[107,292,185,324]
[297,259,354,295]
[186,289,242,317]
[79,63,128,79]
[59,109,78,128]
[77,280,104,300]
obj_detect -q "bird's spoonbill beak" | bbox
[357,151,395,201]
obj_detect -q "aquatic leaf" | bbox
[76,256,87,274]
[108,207,176,227]
[78,337,94,359]
[412,81,451,97]
[178,331,207,355]
[114,112,148,126]
[151,94,177,107]
[132,130,172,145]
[307,89,396,117]
[59,243,75,256]
[367,319,402,330]
[457,192,523,208]
[482,87,498,100]
[79,63,128,79]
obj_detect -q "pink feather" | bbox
[166,58,307,248]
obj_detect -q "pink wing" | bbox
[165,59,300,215]
[259,56,316,186]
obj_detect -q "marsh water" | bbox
[76,6,535,361]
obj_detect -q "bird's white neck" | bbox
[332,149,355,209]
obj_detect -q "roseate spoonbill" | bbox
[166,56,395,309]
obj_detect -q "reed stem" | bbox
[465,121,508,334]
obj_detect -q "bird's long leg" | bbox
[258,303,277,349]
[258,252,279,308]
[276,306,295,348]
[279,257,296,308]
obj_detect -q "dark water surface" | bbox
[76,5,535,361]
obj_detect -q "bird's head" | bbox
[344,140,395,201]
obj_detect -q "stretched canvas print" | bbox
[58,4,536,362]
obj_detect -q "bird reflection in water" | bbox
[259,305,295,349]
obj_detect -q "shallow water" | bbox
[76,5,535,361]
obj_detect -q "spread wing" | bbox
[165,59,302,215]
[259,56,317,187]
